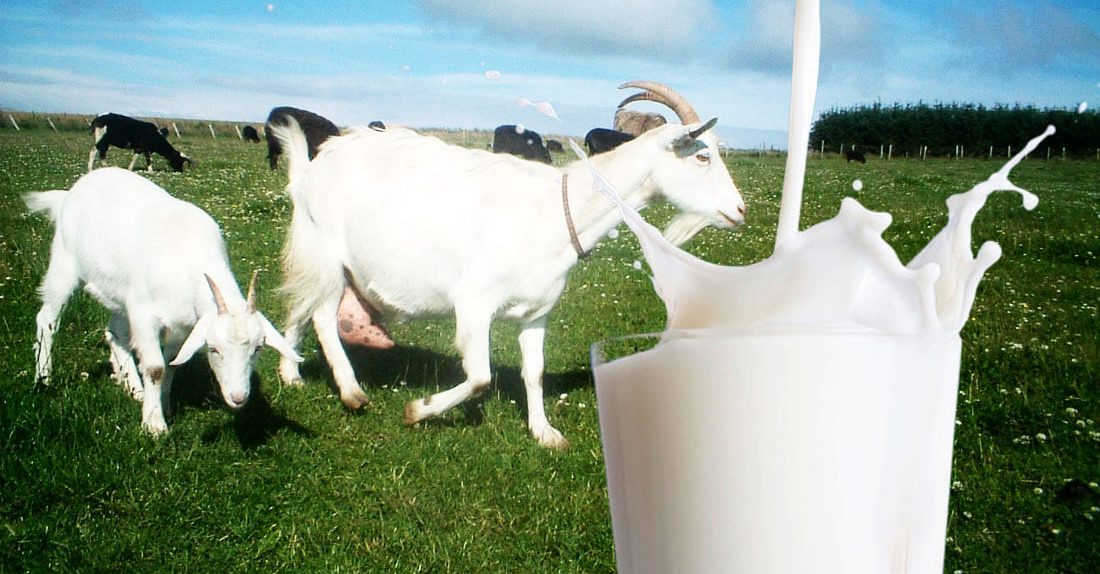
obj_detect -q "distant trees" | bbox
[810,102,1100,158]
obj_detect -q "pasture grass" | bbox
[1,128,1097,573]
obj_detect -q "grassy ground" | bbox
[0,127,1096,573]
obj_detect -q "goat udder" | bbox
[337,287,395,349]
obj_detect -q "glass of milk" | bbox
[593,328,961,573]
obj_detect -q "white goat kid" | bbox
[273,81,746,449]
[25,168,301,436]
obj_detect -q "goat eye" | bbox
[209,347,221,356]
[696,152,710,163]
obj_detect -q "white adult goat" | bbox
[25,167,301,435]
[273,81,746,448]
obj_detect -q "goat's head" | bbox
[170,272,302,409]
[619,81,747,245]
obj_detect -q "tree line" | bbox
[810,102,1100,159]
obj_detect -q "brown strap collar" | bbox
[561,173,586,258]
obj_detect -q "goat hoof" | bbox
[534,426,569,450]
[142,420,168,437]
[340,390,369,410]
[281,374,304,387]
[403,400,427,425]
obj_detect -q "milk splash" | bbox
[575,125,1053,337]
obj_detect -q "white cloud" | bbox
[726,0,886,77]
[416,0,718,60]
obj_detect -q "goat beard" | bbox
[337,286,395,349]
[662,213,712,247]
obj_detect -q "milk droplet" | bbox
[514,124,526,134]
[632,260,643,270]
[608,229,620,239]
[1077,102,1088,114]
[266,3,275,12]
[852,179,864,191]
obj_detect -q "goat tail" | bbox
[22,190,68,222]
[278,200,346,328]
[268,116,310,185]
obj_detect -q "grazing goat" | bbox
[546,139,564,153]
[846,149,867,163]
[585,127,635,155]
[24,168,301,435]
[241,125,261,143]
[88,113,192,173]
[264,106,340,170]
[492,124,552,163]
[271,81,746,449]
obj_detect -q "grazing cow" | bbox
[88,113,192,173]
[584,128,635,155]
[492,125,552,164]
[846,149,867,163]
[241,125,261,143]
[264,106,341,170]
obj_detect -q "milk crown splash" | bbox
[570,124,1054,336]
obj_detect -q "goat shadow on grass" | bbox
[296,342,595,429]
[164,359,315,450]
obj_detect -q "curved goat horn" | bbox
[204,273,229,315]
[246,270,258,312]
[617,81,701,125]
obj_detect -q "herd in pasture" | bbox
[26,81,750,448]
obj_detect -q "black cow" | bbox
[492,125,552,164]
[264,106,341,170]
[584,128,635,155]
[88,113,191,173]
[241,125,261,143]
[545,139,564,153]
[845,149,867,163]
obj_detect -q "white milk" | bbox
[585,0,1055,571]
[595,330,960,573]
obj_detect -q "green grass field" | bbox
[1,126,1096,572]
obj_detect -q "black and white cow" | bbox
[264,106,341,170]
[584,127,636,155]
[241,125,261,143]
[88,113,191,173]
[845,149,867,163]
[491,125,552,164]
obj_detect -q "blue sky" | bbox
[1,0,1097,148]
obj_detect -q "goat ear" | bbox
[667,118,717,152]
[170,314,213,366]
[687,117,718,140]
[257,313,304,363]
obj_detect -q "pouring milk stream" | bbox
[586,1,1055,572]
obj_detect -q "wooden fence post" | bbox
[8,114,20,131]
[47,117,58,132]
